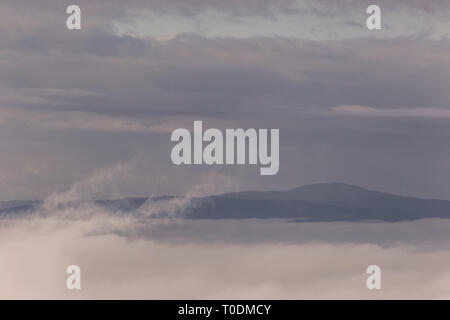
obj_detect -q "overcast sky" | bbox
[1,0,450,200]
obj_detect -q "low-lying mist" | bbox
[2,206,450,299]
[2,165,450,299]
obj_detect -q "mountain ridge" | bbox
[1,183,450,222]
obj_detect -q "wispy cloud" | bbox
[333,105,450,119]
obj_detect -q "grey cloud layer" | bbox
[1,1,450,200]
[2,1,449,118]
[3,34,450,117]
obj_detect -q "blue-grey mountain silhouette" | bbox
[1,183,450,222]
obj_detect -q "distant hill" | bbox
[1,183,450,222]
[220,182,394,205]
[200,182,450,221]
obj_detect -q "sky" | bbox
[1,0,450,200]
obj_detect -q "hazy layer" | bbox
[2,211,450,299]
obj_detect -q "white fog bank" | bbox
[2,216,450,299]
